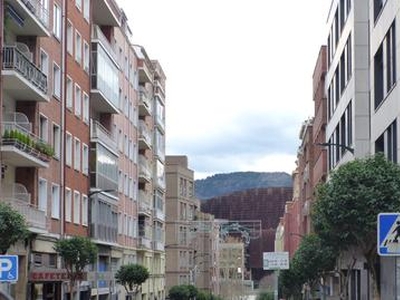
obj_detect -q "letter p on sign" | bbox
[0,255,18,282]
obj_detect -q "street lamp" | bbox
[315,142,354,154]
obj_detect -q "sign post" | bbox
[263,252,289,300]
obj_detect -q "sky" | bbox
[117,0,332,179]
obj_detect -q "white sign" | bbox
[0,255,18,282]
[263,252,289,270]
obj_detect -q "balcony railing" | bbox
[91,25,119,68]
[90,119,118,154]
[154,208,165,222]
[1,123,53,167]
[138,156,151,182]
[1,183,47,231]
[3,46,48,99]
[139,121,152,149]
[5,0,50,36]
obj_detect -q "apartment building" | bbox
[0,1,166,299]
[165,156,200,293]
[370,0,400,297]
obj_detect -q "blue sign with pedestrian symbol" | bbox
[378,213,400,256]
[0,255,18,282]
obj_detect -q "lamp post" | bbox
[315,142,354,154]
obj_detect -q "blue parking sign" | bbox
[0,255,18,282]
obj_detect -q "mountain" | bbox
[195,171,293,200]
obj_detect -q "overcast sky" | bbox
[117,0,332,179]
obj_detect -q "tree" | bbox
[0,202,28,254]
[291,234,336,299]
[115,263,149,299]
[54,236,97,300]
[168,285,191,300]
[312,153,400,300]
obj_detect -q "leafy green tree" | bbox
[168,285,191,300]
[312,153,400,299]
[256,291,274,300]
[0,202,28,254]
[115,263,149,299]
[54,236,97,299]
[279,263,303,300]
[292,234,336,299]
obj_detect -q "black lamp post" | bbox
[315,142,354,154]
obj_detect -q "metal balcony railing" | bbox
[90,119,117,151]
[21,0,50,28]
[3,46,48,94]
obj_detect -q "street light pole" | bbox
[315,142,354,154]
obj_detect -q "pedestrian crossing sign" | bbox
[378,213,400,256]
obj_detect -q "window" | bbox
[83,92,89,123]
[38,178,47,213]
[118,170,123,192]
[67,21,73,54]
[124,174,129,196]
[74,191,80,224]
[374,45,384,109]
[82,143,89,175]
[83,41,90,73]
[53,4,61,39]
[53,63,61,98]
[83,0,90,21]
[75,30,82,64]
[65,188,72,222]
[66,132,72,166]
[386,22,396,92]
[129,177,133,199]
[66,76,73,109]
[52,123,61,158]
[374,0,387,21]
[374,22,396,109]
[51,184,60,219]
[74,138,81,171]
[75,84,82,117]
[76,0,82,10]
[82,195,88,225]
[375,120,397,163]
[40,49,49,75]
[39,115,49,142]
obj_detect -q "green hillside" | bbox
[195,171,292,200]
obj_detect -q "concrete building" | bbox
[165,156,200,293]
[0,1,166,299]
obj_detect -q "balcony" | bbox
[91,44,119,114]
[153,241,164,252]
[1,122,53,168]
[91,25,120,69]
[2,183,47,232]
[138,87,152,117]
[139,237,152,249]
[138,156,151,183]
[5,0,50,37]
[138,191,152,216]
[154,208,165,222]
[92,0,121,27]
[154,83,165,105]
[3,46,49,102]
[139,121,152,150]
[90,119,118,156]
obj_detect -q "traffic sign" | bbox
[263,252,289,270]
[377,213,400,256]
[0,255,18,282]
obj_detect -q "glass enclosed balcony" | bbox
[3,46,49,102]
[5,0,50,37]
[91,44,119,114]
